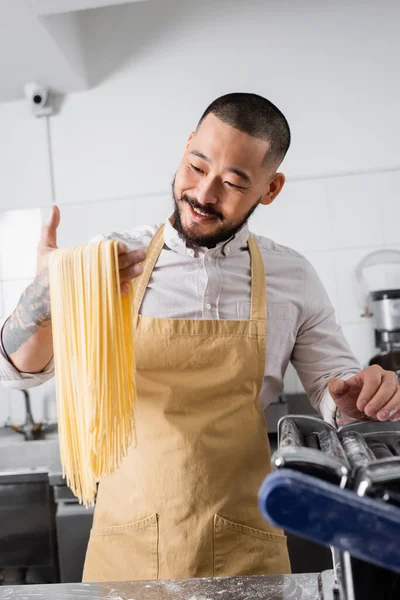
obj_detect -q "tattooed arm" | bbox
[335,407,367,427]
[1,205,145,377]
[0,206,60,376]
[2,267,53,373]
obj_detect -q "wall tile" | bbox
[0,102,52,210]
[375,244,400,290]
[132,194,172,227]
[0,209,42,280]
[341,321,376,369]
[382,171,400,246]
[250,179,331,254]
[0,279,33,320]
[56,195,171,249]
[57,198,136,247]
[325,173,385,249]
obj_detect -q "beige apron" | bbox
[83,225,290,582]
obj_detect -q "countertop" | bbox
[0,573,323,600]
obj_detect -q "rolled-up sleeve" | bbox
[0,235,111,390]
[0,319,55,390]
[291,259,360,426]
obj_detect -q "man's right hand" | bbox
[36,204,61,275]
[37,205,146,295]
[117,245,146,295]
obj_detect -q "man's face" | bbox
[172,113,281,248]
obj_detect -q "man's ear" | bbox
[260,173,286,206]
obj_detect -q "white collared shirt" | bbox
[0,216,360,426]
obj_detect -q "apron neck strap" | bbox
[248,234,266,323]
[133,224,165,316]
[133,224,266,323]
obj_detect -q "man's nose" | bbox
[196,177,219,205]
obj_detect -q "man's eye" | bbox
[225,181,244,190]
[191,164,203,173]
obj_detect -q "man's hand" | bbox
[117,244,146,295]
[328,365,400,422]
[36,204,61,274]
[37,206,145,295]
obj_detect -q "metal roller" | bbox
[368,439,394,461]
[339,431,375,468]
[279,418,304,449]
[305,433,320,450]
[389,436,400,457]
[318,429,349,465]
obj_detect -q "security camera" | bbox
[23,82,53,117]
[24,83,48,107]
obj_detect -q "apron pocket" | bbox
[83,513,158,582]
[213,514,290,577]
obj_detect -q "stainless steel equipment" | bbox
[354,249,400,381]
[0,572,322,599]
[260,416,400,600]
[369,289,400,380]
[371,289,400,333]
[0,429,93,585]
[0,437,60,583]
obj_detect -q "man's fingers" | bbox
[118,249,146,270]
[40,205,60,249]
[119,263,144,283]
[376,387,400,421]
[356,365,383,410]
[328,377,349,397]
[363,371,398,418]
[117,241,128,255]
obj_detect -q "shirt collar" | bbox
[163,214,249,258]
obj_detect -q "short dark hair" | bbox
[198,92,291,168]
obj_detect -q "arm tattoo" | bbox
[335,407,368,428]
[2,268,51,356]
[335,408,355,428]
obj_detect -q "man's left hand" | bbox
[328,365,400,422]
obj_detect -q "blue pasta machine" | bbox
[259,416,400,599]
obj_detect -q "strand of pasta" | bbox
[49,240,136,506]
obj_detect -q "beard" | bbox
[172,177,261,249]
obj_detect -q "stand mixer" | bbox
[354,249,400,382]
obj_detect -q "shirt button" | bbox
[206,303,211,310]
[226,246,231,255]
[207,256,213,263]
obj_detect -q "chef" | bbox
[1,92,400,582]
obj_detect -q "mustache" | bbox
[180,195,223,221]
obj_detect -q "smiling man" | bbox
[1,92,400,583]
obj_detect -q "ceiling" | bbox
[0,0,149,102]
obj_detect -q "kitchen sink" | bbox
[0,430,61,477]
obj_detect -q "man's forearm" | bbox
[2,268,54,374]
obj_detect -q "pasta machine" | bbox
[259,415,400,599]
